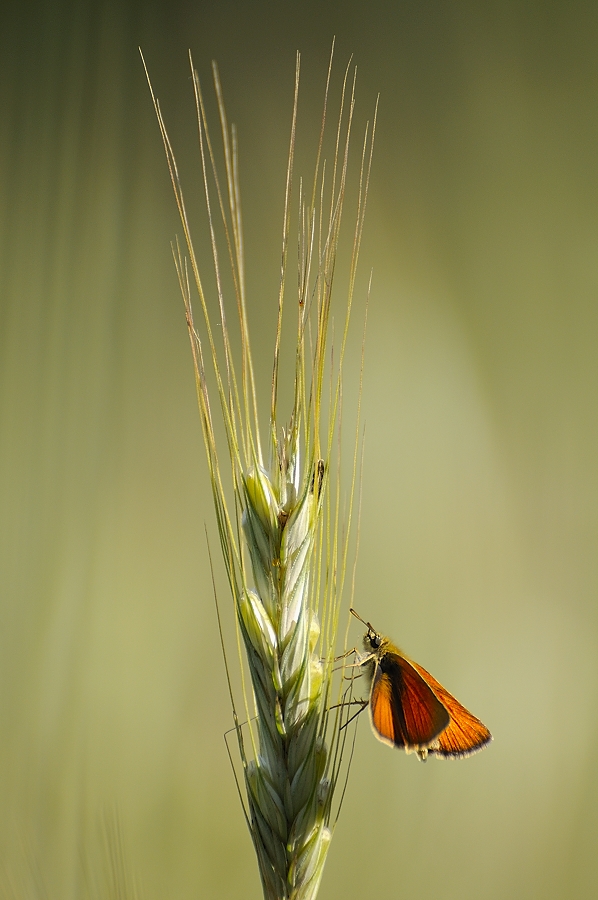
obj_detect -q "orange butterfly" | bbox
[350,610,492,760]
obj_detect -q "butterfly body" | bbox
[355,614,492,760]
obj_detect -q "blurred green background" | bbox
[2,0,598,897]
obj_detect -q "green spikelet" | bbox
[143,43,376,900]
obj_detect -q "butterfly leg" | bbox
[339,699,369,731]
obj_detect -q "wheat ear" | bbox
[142,44,376,900]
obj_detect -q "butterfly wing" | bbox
[409,660,492,758]
[369,652,450,752]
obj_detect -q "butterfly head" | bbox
[362,624,389,656]
[350,610,388,658]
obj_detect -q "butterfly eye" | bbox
[368,631,381,649]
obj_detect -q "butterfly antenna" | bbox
[349,607,375,632]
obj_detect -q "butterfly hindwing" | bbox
[370,653,450,751]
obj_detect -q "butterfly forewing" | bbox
[409,659,492,758]
[370,652,450,751]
